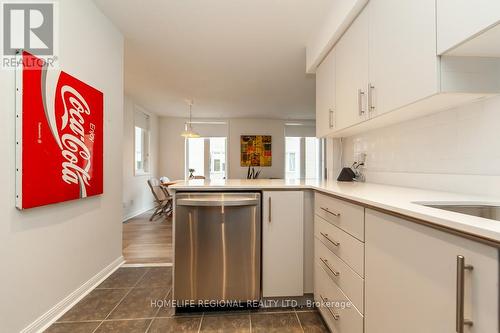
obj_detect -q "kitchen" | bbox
[1,0,500,333]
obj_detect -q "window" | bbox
[186,137,205,178]
[288,153,296,171]
[305,137,321,179]
[285,137,300,178]
[134,110,150,175]
[209,137,226,179]
[186,137,227,179]
[285,137,322,179]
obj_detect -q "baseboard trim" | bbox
[123,206,154,222]
[122,262,172,268]
[21,256,125,333]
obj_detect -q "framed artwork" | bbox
[240,135,272,167]
[15,51,104,209]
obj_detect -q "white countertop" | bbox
[170,179,500,245]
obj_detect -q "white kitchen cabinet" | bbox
[437,0,500,55]
[335,7,369,129]
[365,209,499,333]
[262,191,304,297]
[315,0,500,138]
[315,49,336,137]
[368,0,437,117]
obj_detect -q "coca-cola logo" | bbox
[59,85,93,197]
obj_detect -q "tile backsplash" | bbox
[341,95,500,196]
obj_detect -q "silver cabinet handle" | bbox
[367,83,375,113]
[320,206,340,217]
[358,89,365,116]
[268,197,271,223]
[456,255,473,333]
[328,108,334,129]
[320,257,340,276]
[320,295,340,320]
[320,232,340,247]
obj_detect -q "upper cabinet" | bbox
[368,0,437,117]
[315,50,336,137]
[315,0,500,138]
[335,8,369,129]
[437,0,500,56]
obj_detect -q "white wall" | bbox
[159,117,315,180]
[159,117,187,180]
[0,1,123,332]
[341,96,500,196]
[123,96,159,220]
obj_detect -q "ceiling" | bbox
[93,0,333,119]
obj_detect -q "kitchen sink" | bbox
[415,202,500,221]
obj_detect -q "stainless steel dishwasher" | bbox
[174,192,261,307]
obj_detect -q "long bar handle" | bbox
[320,295,340,320]
[268,196,271,223]
[320,257,340,276]
[358,89,365,116]
[320,232,340,247]
[367,83,375,113]
[329,108,334,129]
[456,255,473,333]
[320,206,340,217]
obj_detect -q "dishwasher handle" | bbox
[176,197,259,207]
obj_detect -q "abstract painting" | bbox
[240,135,272,167]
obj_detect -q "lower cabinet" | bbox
[262,191,304,297]
[315,261,364,333]
[314,193,365,333]
[365,209,499,333]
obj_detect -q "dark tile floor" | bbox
[45,267,329,333]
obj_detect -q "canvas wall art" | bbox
[240,135,272,167]
[15,51,104,209]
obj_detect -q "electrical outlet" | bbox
[355,152,366,165]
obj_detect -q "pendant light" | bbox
[180,99,200,138]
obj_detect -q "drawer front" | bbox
[314,262,364,333]
[315,216,364,277]
[315,192,365,241]
[315,240,364,313]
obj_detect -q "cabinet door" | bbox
[315,50,335,137]
[437,0,500,54]
[368,0,438,117]
[365,209,499,333]
[335,7,369,130]
[262,191,304,297]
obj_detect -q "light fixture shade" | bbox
[180,100,200,138]
[181,123,200,138]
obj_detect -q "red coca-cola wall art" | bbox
[15,51,103,209]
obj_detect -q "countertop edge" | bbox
[170,183,500,247]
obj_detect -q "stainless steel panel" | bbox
[416,202,500,221]
[174,192,261,304]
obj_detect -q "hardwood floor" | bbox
[123,210,172,264]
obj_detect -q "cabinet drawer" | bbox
[314,262,364,333]
[315,216,364,277]
[315,192,364,241]
[315,240,364,313]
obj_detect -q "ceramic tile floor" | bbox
[45,267,329,333]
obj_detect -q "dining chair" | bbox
[147,178,172,221]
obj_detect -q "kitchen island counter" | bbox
[170,179,500,246]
